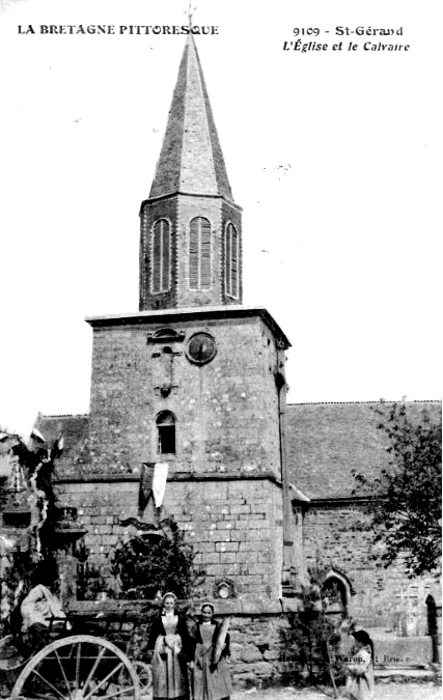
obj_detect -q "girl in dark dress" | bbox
[148,593,191,700]
[192,604,231,700]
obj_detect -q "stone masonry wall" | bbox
[228,615,283,687]
[165,479,284,603]
[303,503,436,636]
[85,314,282,480]
[55,476,284,606]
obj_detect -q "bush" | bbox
[109,519,204,601]
[281,609,344,688]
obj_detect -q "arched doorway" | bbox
[322,575,348,622]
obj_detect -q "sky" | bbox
[0,0,441,438]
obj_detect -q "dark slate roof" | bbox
[149,36,234,201]
[34,414,89,452]
[35,401,441,493]
[33,414,89,475]
[286,401,441,500]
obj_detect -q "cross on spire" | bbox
[186,1,196,27]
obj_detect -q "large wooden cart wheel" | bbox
[11,634,141,700]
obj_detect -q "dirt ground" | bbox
[233,683,442,700]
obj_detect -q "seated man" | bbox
[21,581,67,651]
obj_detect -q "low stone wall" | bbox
[228,615,283,687]
[372,634,433,668]
[66,598,286,686]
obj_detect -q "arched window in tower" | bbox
[151,219,171,293]
[189,217,211,290]
[156,411,176,454]
[224,222,239,298]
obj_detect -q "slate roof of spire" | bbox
[149,36,234,201]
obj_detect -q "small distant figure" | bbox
[345,629,375,700]
[192,603,232,700]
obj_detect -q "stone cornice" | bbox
[140,191,243,213]
[54,472,283,486]
[85,305,291,348]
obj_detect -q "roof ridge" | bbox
[37,413,89,419]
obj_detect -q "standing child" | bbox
[346,630,375,700]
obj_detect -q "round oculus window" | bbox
[186,333,217,365]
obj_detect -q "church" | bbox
[28,35,440,682]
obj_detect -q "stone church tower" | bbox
[32,35,441,680]
[82,35,295,612]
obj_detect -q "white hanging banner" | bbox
[152,462,169,507]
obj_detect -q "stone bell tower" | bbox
[78,35,296,615]
[139,36,242,311]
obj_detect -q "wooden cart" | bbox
[0,612,152,700]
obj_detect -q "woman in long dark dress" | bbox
[192,603,232,700]
[148,593,191,700]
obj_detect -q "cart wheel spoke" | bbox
[75,642,82,691]
[95,684,139,700]
[30,666,69,700]
[81,645,107,696]
[54,648,73,700]
[82,662,123,700]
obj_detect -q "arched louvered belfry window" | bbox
[156,411,176,454]
[151,219,171,293]
[189,217,211,290]
[225,222,239,298]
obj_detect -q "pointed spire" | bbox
[149,36,234,201]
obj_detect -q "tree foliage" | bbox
[0,430,62,635]
[109,519,204,601]
[353,402,442,577]
[280,575,345,692]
